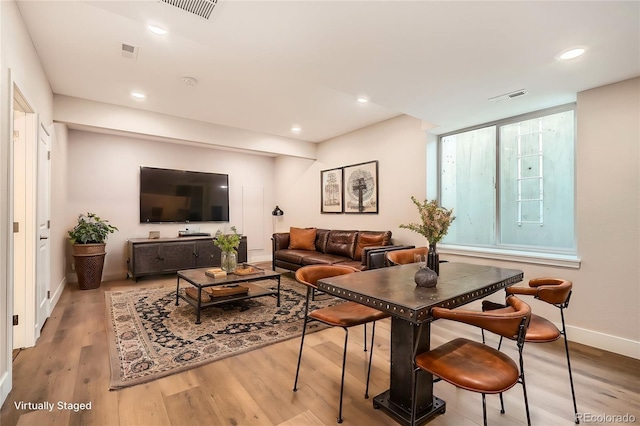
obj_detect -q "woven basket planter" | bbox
[72,243,106,256]
[72,243,106,290]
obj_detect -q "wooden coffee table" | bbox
[176,266,281,324]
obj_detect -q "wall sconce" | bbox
[272,206,284,234]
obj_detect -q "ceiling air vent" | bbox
[488,89,528,103]
[121,43,138,60]
[161,0,218,20]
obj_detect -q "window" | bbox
[439,104,575,255]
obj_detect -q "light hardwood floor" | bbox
[1,271,639,426]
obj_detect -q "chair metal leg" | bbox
[364,322,376,399]
[560,309,579,423]
[499,393,505,414]
[363,323,368,352]
[482,394,488,426]
[519,351,532,426]
[337,327,349,424]
[293,288,312,392]
[409,352,418,426]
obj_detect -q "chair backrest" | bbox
[295,265,358,289]
[529,277,573,306]
[432,296,531,342]
[385,247,429,266]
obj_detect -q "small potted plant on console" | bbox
[68,212,118,289]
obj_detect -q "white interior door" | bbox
[35,123,51,335]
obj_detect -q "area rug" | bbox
[105,275,338,390]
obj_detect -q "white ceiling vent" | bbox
[161,0,219,20]
[488,89,528,103]
[121,43,139,60]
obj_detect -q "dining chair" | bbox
[293,265,390,424]
[411,295,532,426]
[482,277,578,423]
[385,246,429,266]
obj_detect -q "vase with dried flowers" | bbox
[400,196,455,275]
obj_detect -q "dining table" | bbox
[317,262,524,425]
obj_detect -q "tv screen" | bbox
[140,166,229,223]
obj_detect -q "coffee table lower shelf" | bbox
[177,283,278,324]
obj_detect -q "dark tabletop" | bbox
[318,262,523,323]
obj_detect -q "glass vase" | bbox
[221,251,237,273]
[427,242,439,275]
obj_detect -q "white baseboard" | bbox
[567,324,639,360]
[0,370,10,408]
[49,277,66,310]
[249,254,272,263]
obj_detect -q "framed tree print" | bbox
[321,167,343,213]
[344,160,378,214]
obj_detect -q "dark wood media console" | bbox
[127,235,248,280]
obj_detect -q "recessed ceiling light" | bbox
[131,91,146,99]
[182,76,198,86]
[148,25,167,35]
[291,125,301,133]
[357,96,369,103]
[556,47,586,61]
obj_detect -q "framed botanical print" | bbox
[344,160,378,214]
[320,167,343,213]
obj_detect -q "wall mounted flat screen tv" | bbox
[140,166,230,223]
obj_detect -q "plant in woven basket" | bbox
[68,212,118,244]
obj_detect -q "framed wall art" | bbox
[320,167,344,213]
[344,160,378,214]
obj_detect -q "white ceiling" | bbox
[16,0,640,143]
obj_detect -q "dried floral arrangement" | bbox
[400,196,455,245]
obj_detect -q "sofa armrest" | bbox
[272,233,290,251]
[363,245,416,270]
[272,233,290,270]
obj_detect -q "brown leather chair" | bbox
[412,295,532,426]
[293,265,390,423]
[482,277,578,423]
[385,246,429,266]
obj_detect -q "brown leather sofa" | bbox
[272,227,412,272]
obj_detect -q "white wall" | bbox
[50,123,68,304]
[65,130,276,281]
[274,114,429,245]
[0,0,54,405]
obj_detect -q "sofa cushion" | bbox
[301,253,351,266]
[354,231,392,261]
[288,227,317,251]
[325,230,358,259]
[275,249,310,264]
[315,229,331,253]
[336,259,367,271]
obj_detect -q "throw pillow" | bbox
[355,231,390,260]
[288,227,317,251]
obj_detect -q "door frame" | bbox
[12,82,40,349]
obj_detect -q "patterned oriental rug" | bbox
[105,275,338,390]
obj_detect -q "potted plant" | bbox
[400,196,455,274]
[68,213,118,289]
[214,226,241,273]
